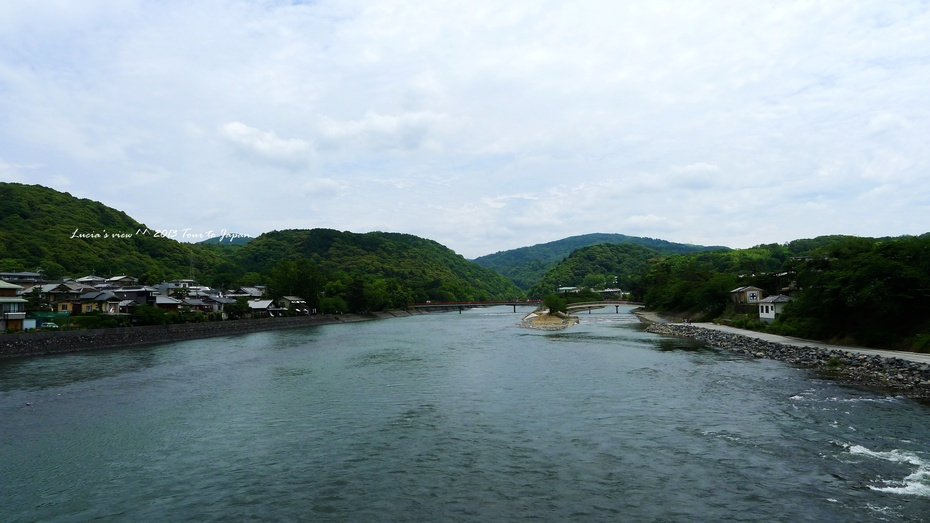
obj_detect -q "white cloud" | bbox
[317,111,450,151]
[302,178,345,196]
[219,122,313,168]
[0,161,35,183]
[1,0,930,257]
[867,112,911,135]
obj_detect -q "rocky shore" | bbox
[646,323,930,400]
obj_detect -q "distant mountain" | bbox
[527,242,662,298]
[0,182,228,282]
[198,234,253,246]
[473,233,728,289]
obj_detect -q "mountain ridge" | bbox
[472,232,729,289]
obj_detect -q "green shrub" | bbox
[910,334,930,353]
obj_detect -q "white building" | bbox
[758,294,792,323]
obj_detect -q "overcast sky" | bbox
[2,1,929,258]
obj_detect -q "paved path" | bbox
[686,322,930,365]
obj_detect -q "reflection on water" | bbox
[0,347,164,392]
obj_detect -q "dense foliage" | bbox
[0,183,229,282]
[231,229,524,310]
[473,232,727,289]
[6,183,929,347]
[528,243,665,298]
[0,184,523,313]
[641,235,930,350]
[773,236,930,348]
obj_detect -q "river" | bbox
[2,305,928,521]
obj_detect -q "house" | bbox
[278,295,307,312]
[203,296,238,315]
[729,286,764,304]
[79,291,122,314]
[28,282,97,313]
[0,272,43,285]
[154,279,216,297]
[106,275,139,286]
[758,295,792,323]
[775,271,800,297]
[248,299,285,317]
[117,300,136,314]
[75,275,107,287]
[112,286,161,306]
[154,295,184,313]
[0,279,28,332]
[182,298,212,314]
[227,286,265,299]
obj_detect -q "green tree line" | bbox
[638,235,930,350]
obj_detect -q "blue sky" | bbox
[2,0,929,258]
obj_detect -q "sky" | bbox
[2,0,929,259]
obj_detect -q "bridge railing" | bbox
[408,300,542,308]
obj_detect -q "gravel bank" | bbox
[646,323,930,400]
[518,311,580,331]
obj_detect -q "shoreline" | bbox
[636,313,930,400]
[0,310,427,361]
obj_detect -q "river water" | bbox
[2,306,929,522]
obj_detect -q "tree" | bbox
[132,304,168,326]
[265,259,322,309]
[543,293,568,313]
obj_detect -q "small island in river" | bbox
[519,309,580,331]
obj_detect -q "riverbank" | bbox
[642,320,930,400]
[0,310,427,361]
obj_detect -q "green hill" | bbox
[231,229,524,307]
[0,183,523,311]
[0,182,229,282]
[527,242,663,298]
[640,235,930,349]
[474,232,728,289]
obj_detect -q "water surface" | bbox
[2,306,928,521]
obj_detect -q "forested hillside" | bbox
[473,233,727,289]
[641,235,930,350]
[6,183,928,343]
[0,183,523,312]
[229,229,524,311]
[527,243,662,298]
[0,182,229,282]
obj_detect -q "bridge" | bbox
[407,299,640,314]
[565,300,641,314]
[408,300,541,313]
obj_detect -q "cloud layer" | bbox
[2,0,929,257]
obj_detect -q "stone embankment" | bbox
[0,310,424,361]
[647,323,930,400]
